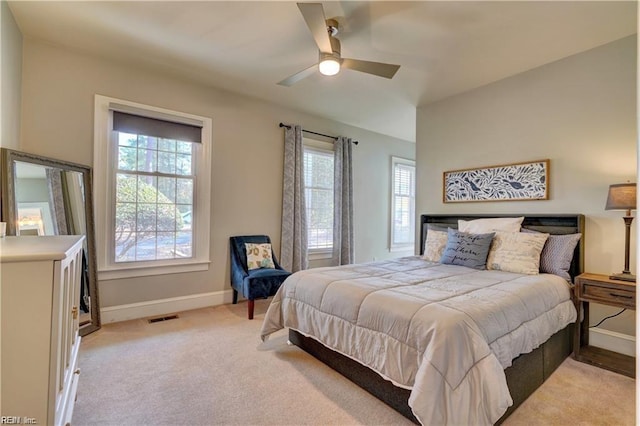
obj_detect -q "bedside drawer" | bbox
[581,281,636,308]
[574,273,636,378]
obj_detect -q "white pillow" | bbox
[422,230,448,262]
[458,217,524,233]
[487,231,549,274]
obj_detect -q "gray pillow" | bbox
[522,229,582,280]
[540,233,582,280]
[440,228,495,269]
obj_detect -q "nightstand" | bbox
[574,273,635,378]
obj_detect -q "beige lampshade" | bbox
[605,183,636,211]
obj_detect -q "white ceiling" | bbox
[8,1,637,142]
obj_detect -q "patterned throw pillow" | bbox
[487,231,549,274]
[245,243,275,270]
[522,229,582,280]
[422,228,449,262]
[440,228,495,270]
[458,217,524,233]
[539,233,582,280]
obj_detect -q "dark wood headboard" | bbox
[420,214,585,280]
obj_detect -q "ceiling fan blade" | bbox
[297,3,332,54]
[341,58,400,79]
[277,63,318,86]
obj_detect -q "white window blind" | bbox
[303,145,334,251]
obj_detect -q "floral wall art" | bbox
[443,160,549,203]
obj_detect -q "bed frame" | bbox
[289,214,585,424]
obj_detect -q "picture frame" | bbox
[443,159,549,203]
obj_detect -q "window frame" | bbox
[94,95,212,280]
[390,156,416,252]
[303,138,335,260]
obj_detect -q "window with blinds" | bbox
[303,145,334,251]
[94,95,212,279]
[113,124,196,263]
[391,157,416,250]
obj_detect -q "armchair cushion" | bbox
[245,242,276,270]
[244,268,292,300]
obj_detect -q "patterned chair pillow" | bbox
[245,243,276,270]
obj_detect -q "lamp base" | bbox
[609,272,636,283]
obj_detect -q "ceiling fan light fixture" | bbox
[279,3,400,86]
[319,58,340,76]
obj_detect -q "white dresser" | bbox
[1,235,85,426]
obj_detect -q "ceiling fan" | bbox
[278,3,401,86]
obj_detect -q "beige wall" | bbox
[416,36,637,336]
[19,38,414,308]
[1,0,22,149]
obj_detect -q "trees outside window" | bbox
[114,133,194,262]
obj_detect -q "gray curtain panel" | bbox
[332,136,354,265]
[280,124,308,272]
[46,168,68,235]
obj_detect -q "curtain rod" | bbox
[279,123,359,145]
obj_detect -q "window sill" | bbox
[98,259,210,281]
[389,245,415,253]
[308,249,333,261]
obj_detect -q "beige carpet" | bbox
[73,299,635,425]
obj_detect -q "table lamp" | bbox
[605,182,636,282]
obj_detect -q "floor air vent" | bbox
[148,314,179,323]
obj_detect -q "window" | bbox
[303,141,334,253]
[94,96,212,279]
[390,157,416,250]
[114,130,194,263]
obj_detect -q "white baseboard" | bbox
[589,327,636,357]
[101,289,235,323]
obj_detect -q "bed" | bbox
[261,214,584,425]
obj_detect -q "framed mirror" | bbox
[1,148,100,336]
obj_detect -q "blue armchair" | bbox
[229,235,291,319]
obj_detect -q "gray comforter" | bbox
[260,256,576,425]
